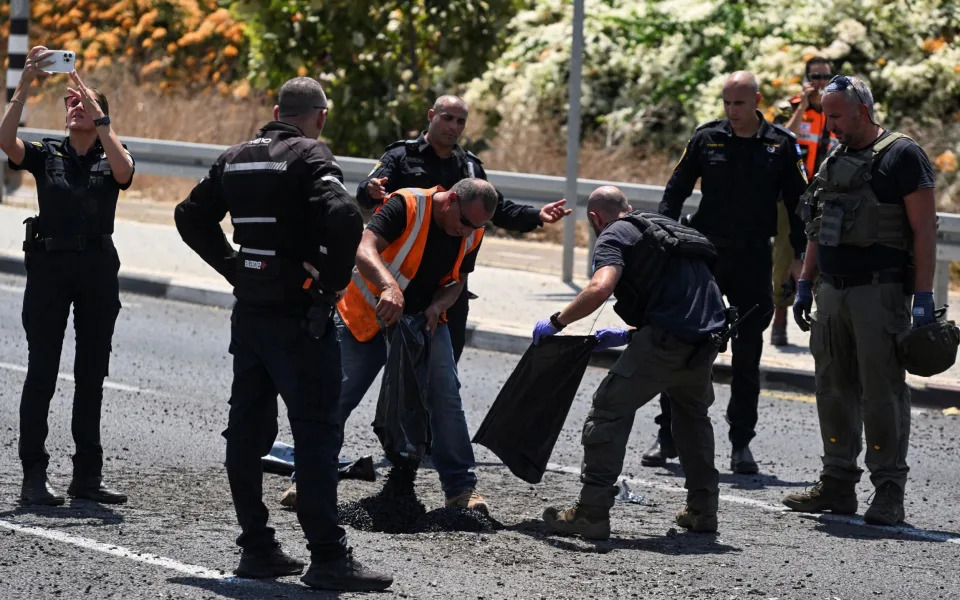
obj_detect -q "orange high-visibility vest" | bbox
[338,186,484,342]
[792,100,838,176]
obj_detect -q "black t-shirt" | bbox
[817,132,936,275]
[9,137,135,238]
[367,194,480,314]
[594,220,726,342]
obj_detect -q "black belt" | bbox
[24,234,113,252]
[820,270,904,290]
[705,234,771,249]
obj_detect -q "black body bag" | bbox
[373,315,431,469]
[473,335,597,484]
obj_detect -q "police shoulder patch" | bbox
[796,159,809,184]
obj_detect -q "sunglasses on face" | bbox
[63,96,82,108]
[455,199,483,230]
[808,73,832,81]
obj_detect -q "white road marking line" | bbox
[0,518,233,581]
[544,463,960,544]
[0,362,162,396]
[494,251,536,260]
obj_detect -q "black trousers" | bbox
[226,307,347,560]
[447,284,470,364]
[658,245,774,449]
[19,249,121,478]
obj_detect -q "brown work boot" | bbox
[782,476,857,514]
[863,482,905,526]
[542,502,611,540]
[278,483,297,508]
[675,506,718,532]
[445,489,488,515]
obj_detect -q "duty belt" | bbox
[820,270,904,290]
[24,234,114,252]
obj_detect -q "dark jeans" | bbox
[657,246,774,449]
[19,249,121,478]
[446,284,469,364]
[226,307,347,560]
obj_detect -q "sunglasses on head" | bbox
[808,73,832,81]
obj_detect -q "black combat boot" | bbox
[542,502,611,540]
[235,544,305,578]
[730,445,759,474]
[782,475,858,514]
[20,468,65,506]
[67,477,127,504]
[641,435,678,467]
[301,548,393,591]
[676,506,718,532]
[863,481,905,526]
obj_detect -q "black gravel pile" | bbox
[338,495,501,533]
[338,492,427,533]
[411,506,502,533]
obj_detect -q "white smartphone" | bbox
[42,50,76,73]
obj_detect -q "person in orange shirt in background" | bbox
[769,57,837,346]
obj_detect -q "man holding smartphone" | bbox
[769,57,837,346]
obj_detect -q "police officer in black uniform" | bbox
[175,77,391,592]
[1,47,134,506]
[646,71,809,474]
[357,94,571,361]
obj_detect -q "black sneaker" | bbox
[235,545,305,578]
[640,436,678,467]
[863,481,905,526]
[782,476,858,514]
[301,549,393,592]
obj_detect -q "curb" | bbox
[1,253,957,409]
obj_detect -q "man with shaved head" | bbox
[357,94,571,363]
[534,186,727,538]
[645,70,811,475]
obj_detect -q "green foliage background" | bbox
[229,0,525,156]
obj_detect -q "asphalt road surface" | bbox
[0,272,957,599]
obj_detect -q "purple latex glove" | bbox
[594,327,631,351]
[532,319,560,345]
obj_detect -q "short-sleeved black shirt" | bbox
[817,131,936,275]
[367,193,481,314]
[9,137,134,238]
[594,220,726,342]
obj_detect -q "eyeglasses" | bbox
[808,73,832,81]
[63,96,81,108]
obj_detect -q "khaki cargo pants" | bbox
[811,280,912,488]
[579,326,719,514]
[772,202,796,307]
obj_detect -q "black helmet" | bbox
[898,308,960,377]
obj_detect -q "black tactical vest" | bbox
[222,126,329,306]
[612,212,717,327]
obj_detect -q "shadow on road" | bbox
[168,576,345,599]
[0,501,124,526]
[654,462,814,489]
[507,518,741,556]
[802,514,960,544]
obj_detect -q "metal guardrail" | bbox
[4,127,959,307]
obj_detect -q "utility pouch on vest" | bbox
[818,200,844,246]
[22,216,40,252]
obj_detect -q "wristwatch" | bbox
[93,115,111,128]
[549,311,566,331]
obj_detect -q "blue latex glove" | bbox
[594,328,631,351]
[912,291,935,328]
[532,319,560,345]
[793,279,813,332]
